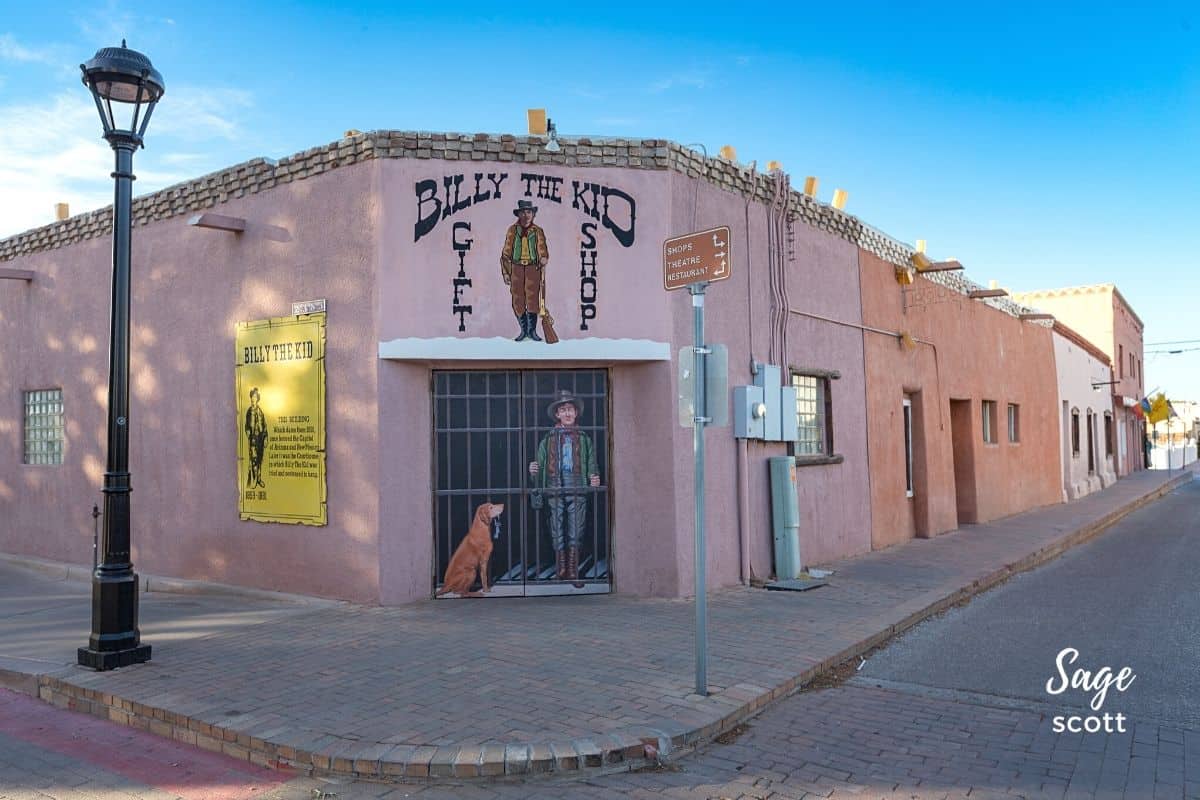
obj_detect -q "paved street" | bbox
[0,469,1195,798]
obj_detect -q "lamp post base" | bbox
[77,643,151,671]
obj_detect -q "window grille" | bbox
[24,389,64,466]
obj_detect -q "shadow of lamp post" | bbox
[77,41,164,671]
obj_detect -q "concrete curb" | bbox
[17,470,1194,783]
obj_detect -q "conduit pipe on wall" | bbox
[737,437,751,585]
[788,308,947,431]
[744,163,758,370]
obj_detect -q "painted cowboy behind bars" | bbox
[500,199,550,342]
[528,390,601,586]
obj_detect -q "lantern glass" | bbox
[81,43,165,141]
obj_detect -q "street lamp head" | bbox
[81,40,165,147]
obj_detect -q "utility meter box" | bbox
[733,385,765,439]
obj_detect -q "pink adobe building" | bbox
[1010,285,1146,478]
[0,132,885,604]
[858,252,1063,549]
[0,130,1102,604]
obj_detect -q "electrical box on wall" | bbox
[734,362,799,443]
[755,364,783,441]
[734,385,765,439]
[780,385,798,441]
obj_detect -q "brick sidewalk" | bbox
[0,467,1192,783]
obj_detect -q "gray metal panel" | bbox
[780,386,799,442]
[733,385,765,439]
[679,344,729,428]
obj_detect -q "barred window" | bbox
[791,373,831,456]
[24,389,65,466]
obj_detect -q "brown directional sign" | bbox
[663,226,732,290]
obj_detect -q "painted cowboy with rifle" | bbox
[500,200,557,343]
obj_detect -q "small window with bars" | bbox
[791,373,832,457]
[24,389,65,466]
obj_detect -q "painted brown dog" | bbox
[436,502,504,597]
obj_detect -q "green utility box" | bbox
[769,456,802,579]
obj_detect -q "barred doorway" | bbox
[433,369,610,598]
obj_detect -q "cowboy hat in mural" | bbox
[545,389,583,420]
[513,199,539,216]
[500,200,558,343]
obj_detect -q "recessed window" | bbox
[791,373,832,457]
[982,400,998,444]
[1104,413,1113,457]
[1007,403,1020,443]
[1086,410,1096,474]
[1071,409,1080,456]
[24,389,65,466]
[903,397,914,498]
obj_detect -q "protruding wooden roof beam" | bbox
[0,268,34,281]
[188,213,246,233]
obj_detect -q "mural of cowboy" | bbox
[500,199,551,342]
[528,390,601,586]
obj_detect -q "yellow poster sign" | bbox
[235,313,327,525]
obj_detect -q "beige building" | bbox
[1011,284,1146,476]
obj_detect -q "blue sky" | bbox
[2,2,1198,400]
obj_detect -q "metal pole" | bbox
[78,138,150,671]
[690,282,709,696]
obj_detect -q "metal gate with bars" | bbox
[433,369,610,597]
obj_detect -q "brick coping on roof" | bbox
[0,130,1038,320]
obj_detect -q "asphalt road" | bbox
[858,478,1200,729]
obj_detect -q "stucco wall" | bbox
[860,251,1062,549]
[1051,330,1117,500]
[1011,286,1146,477]
[668,173,872,589]
[0,162,383,602]
[375,160,683,600]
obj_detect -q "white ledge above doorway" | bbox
[378,337,672,362]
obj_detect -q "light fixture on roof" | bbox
[910,250,964,273]
[526,108,560,153]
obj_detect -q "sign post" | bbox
[664,226,732,697]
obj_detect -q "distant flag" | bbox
[1148,393,1172,425]
[1131,397,1147,419]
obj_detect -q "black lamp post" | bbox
[77,41,164,671]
